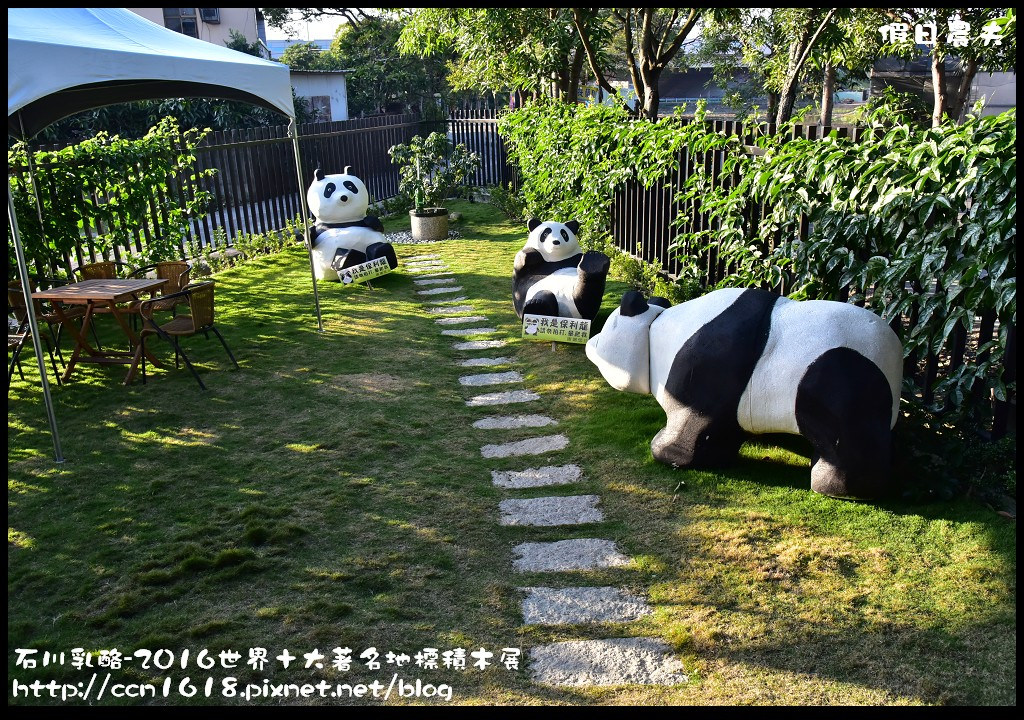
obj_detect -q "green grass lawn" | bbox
[8,200,1016,706]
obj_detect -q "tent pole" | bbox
[288,119,323,333]
[7,183,64,463]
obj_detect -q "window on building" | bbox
[163,8,198,38]
[309,96,332,122]
[199,8,220,24]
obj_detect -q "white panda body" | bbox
[587,288,905,498]
[305,167,394,281]
[310,226,384,281]
[523,267,583,318]
[738,298,904,434]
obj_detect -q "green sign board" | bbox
[336,256,391,286]
[522,314,592,344]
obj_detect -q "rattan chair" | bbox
[128,261,191,316]
[8,315,29,388]
[76,260,134,281]
[137,281,238,390]
[7,278,98,384]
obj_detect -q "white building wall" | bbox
[127,8,261,48]
[290,72,350,122]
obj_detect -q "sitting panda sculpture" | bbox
[304,166,398,281]
[512,219,610,320]
[586,288,904,498]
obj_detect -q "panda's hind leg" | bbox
[523,290,559,317]
[796,347,894,498]
[365,242,398,270]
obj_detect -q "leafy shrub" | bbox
[387,132,481,212]
[487,182,526,222]
[8,118,214,275]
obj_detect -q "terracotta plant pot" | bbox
[409,208,449,242]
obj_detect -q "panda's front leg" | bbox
[651,399,745,469]
[365,241,398,270]
[573,251,610,320]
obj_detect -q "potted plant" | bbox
[388,132,481,242]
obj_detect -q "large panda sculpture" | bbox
[512,219,610,320]
[586,288,904,498]
[304,166,398,281]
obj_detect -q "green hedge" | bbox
[498,101,1016,422]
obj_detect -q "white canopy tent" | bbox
[8,7,323,462]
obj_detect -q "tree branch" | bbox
[658,8,701,66]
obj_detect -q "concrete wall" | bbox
[290,71,350,122]
[127,8,261,48]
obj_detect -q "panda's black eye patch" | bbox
[560,229,569,241]
[343,181,359,194]
[324,183,336,198]
[540,228,552,242]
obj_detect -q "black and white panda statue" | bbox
[586,288,904,498]
[512,219,610,320]
[304,166,398,281]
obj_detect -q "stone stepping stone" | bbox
[481,434,569,458]
[428,305,476,315]
[410,271,455,279]
[512,538,631,573]
[499,494,602,526]
[473,415,556,430]
[465,389,539,407]
[428,296,469,305]
[491,464,583,489]
[530,638,688,687]
[454,339,506,351]
[414,277,457,286]
[520,587,652,625]
[458,356,516,367]
[405,254,440,261]
[408,267,450,274]
[407,262,448,269]
[418,286,464,296]
[406,259,446,266]
[436,316,488,325]
[441,327,497,337]
[459,371,523,386]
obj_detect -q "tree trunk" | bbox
[640,65,662,120]
[568,46,585,104]
[767,92,779,122]
[820,61,835,126]
[953,56,979,122]
[931,45,946,128]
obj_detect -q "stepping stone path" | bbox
[411,250,688,690]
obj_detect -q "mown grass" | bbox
[8,200,1016,706]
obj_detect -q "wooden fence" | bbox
[609,120,1014,438]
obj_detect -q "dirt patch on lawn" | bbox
[321,373,407,397]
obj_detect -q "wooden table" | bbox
[31,278,168,385]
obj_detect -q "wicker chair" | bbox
[8,315,29,388]
[77,260,134,281]
[128,261,191,315]
[137,281,238,390]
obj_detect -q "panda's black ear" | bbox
[314,166,324,181]
[648,296,671,309]
[343,165,352,175]
[619,290,650,317]
[565,220,580,235]
[527,218,542,232]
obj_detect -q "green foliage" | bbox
[387,132,481,212]
[670,104,1016,419]
[331,16,448,116]
[9,118,215,274]
[486,182,526,222]
[188,216,304,278]
[500,97,1016,424]
[224,29,264,57]
[497,99,693,293]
